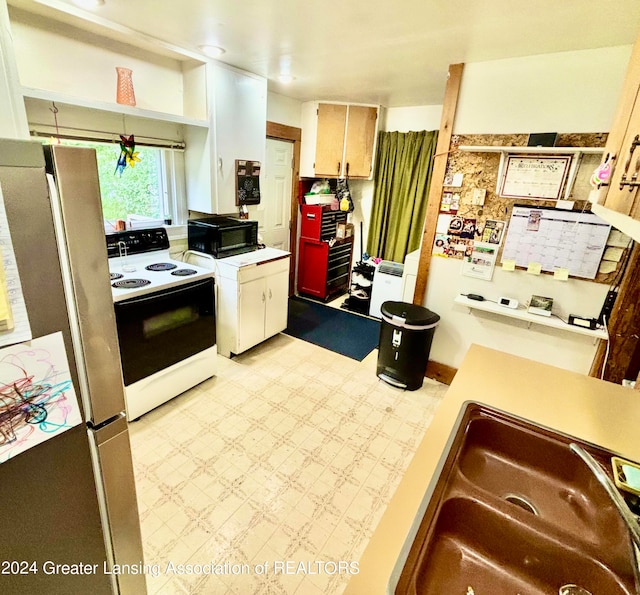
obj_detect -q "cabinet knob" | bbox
[337,161,341,175]
[262,292,266,302]
[269,289,273,299]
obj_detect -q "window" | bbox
[26,100,188,228]
[54,139,184,228]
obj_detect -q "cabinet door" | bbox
[595,35,640,217]
[212,64,267,214]
[605,99,640,217]
[314,103,347,177]
[344,106,378,178]
[238,277,267,353]
[187,63,267,215]
[264,269,289,339]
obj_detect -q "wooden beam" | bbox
[589,242,640,382]
[266,121,301,295]
[413,63,464,305]
[267,121,301,143]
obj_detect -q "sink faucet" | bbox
[570,442,640,581]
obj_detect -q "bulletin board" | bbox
[432,132,629,285]
[500,205,611,279]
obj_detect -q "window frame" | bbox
[25,99,189,226]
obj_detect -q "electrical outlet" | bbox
[472,188,486,206]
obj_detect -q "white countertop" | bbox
[218,247,290,268]
[183,247,290,273]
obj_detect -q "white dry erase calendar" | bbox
[500,206,611,280]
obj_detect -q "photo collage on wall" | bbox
[433,213,506,257]
[433,171,507,280]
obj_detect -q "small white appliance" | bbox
[369,260,405,318]
[402,249,421,302]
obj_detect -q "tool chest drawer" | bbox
[300,204,348,241]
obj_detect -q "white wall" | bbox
[426,259,609,373]
[10,18,186,117]
[266,91,302,128]
[455,46,632,134]
[425,45,632,374]
[382,105,443,133]
[0,1,28,138]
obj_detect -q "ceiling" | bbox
[7,0,640,107]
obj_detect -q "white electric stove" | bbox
[107,228,217,420]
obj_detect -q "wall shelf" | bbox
[458,145,604,155]
[454,295,608,340]
[21,87,209,129]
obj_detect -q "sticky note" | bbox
[553,267,569,281]
[603,247,624,262]
[607,230,630,248]
[527,262,542,275]
[502,259,516,271]
[599,260,617,274]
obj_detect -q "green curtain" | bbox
[367,130,438,262]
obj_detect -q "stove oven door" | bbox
[114,278,216,386]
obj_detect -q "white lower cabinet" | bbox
[216,254,290,357]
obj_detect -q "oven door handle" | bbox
[115,278,213,307]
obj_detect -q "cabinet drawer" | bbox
[301,204,347,240]
[236,256,290,284]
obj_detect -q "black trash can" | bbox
[377,301,440,391]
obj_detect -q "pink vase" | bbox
[116,67,136,106]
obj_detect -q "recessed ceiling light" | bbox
[71,0,105,7]
[278,74,295,84]
[199,45,226,58]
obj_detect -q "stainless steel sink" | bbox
[392,402,639,594]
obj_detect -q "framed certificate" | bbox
[499,155,571,200]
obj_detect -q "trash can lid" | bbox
[381,301,440,328]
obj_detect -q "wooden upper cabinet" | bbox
[593,35,640,219]
[300,101,379,179]
[314,103,347,177]
[344,105,378,177]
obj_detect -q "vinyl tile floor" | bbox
[129,333,446,594]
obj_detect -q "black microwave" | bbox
[188,216,259,259]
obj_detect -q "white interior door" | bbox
[251,138,293,250]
